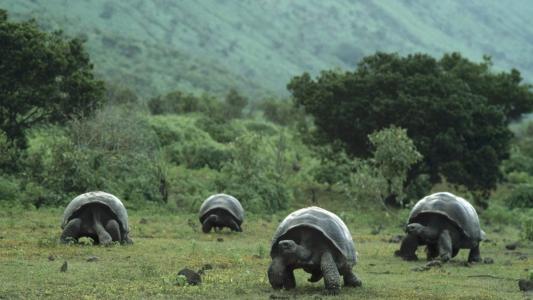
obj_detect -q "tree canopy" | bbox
[288,52,533,194]
[0,10,104,148]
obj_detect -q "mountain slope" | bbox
[4,0,533,99]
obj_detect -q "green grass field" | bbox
[0,207,531,299]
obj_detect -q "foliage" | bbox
[0,129,19,173]
[522,217,533,241]
[23,106,166,206]
[222,89,248,119]
[217,132,294,212]
[341,160,388,207]
[504,184,533,208]
[147,91,222,116]
[0,10,104,148]
[368,126,423,204]
[289,52,518,194]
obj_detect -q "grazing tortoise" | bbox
[61,191,132,245]
[395,192,485,262]
[268,206,361,295]
[199,193,244,233]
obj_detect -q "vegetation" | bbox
[289,52,533,201]
[1,6,533,299]
[0,10,104,149]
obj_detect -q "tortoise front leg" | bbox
[61,218,82,243]
[395,233,419,261]
[268,256,286,289]
[321,251,341,295]
[426,244,439,261]
[438,229,453,262]
[284,268,296,290]
[468,245,481,263]
[105,219,121,242]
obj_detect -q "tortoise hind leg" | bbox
[61,218,82,243]
[202,215,217,233]
[307,269,322,282]
[426,244,439,261]
[105,219,121,242]
[340,264,362,288]
[468,245,481,263]
[321,251,341,295]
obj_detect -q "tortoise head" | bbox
[406,223,426,236]
[278,240,298,254]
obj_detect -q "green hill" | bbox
[5,0,533,98]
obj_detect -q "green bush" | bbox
[148,91,222,116]
[23,106,167,206]
[217,132,294,212]
[505,184,533,208]
[522,218,533,241]
[0,175,20,202]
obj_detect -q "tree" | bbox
[223,88,248,119]
[288,52,523,194]
[0,10,104,148]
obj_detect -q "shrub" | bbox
[522,218,533,241]
[505,184,533,208]
[217,132,294,212]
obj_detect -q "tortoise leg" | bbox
[438,230,453,262]
[321,251,341,295]
[227,219,241,232]
[426,244,439,261]
[92,210,112,245]
[61,218,82,243]
[468,245,481,263]
[340,264,362,288]
[105,219,121,242]
[202,215,217,233]
[268,257,286,289]
[395,233,419,261]
[284,268,296,289]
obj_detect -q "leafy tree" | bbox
[0,10,104,148]
[288,52,523,194]
[223,88,248,119]
[368,126,422,204]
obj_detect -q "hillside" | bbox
[4,0,533,99]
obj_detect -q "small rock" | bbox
[86,256,99,262]
[519,279,533,291]
[217,237,224,242]
[483,257,494,264]
[371,224,383,235]
[201,264,213,271]
[48,255,55,261]
[60,261,68,272]
[461,261,472,267]
[177,268,201,285]
[368,263,376,267]
[388,235,403,243]
[139,218,148,224]
[518,255,528,261]
[269,294,290,300]
[506,242,518,250]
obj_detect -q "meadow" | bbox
[0,203,531,299]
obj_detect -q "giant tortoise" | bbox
[61,191,132,245]
[268,206,361,295]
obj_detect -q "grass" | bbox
[0,206,531,299]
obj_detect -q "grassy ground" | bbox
[0,207,531,299]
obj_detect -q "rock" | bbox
[60,261,68,272]
[86,256,99,262]
[139,218,148,224]
[519,279,533,291]
[269,294,290,300]
[388,235,403,243]
[503,260,513,266]
[483,257,494,264]
[217,237,224,242]
[519,255,528,261]
[177,268,201,285]
[198,264,213,274]
[48,255,55,261]
[371,224,383,235]
[506,242,518,250]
